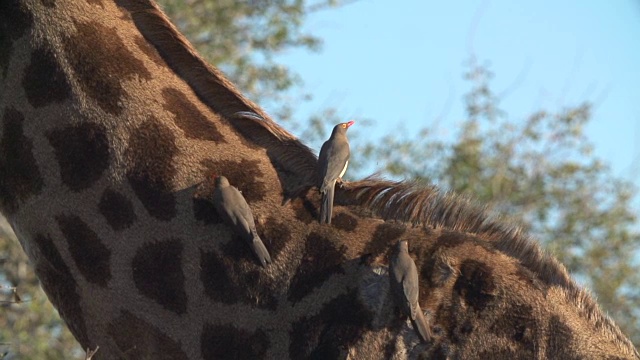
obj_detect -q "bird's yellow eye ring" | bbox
[341,124,346,128]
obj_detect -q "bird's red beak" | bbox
[346,120,355,128]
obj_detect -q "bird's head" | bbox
[397,240,409,252]
[333,120,355,135]
[214,175,230,188]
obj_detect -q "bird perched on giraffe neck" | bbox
[389,240,431,342]
[196,175,272,267]
[317,120,354,224]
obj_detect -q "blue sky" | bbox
[274,0,640,186]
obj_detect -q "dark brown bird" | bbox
[389,240,431,342]
[317,120,354,224]
[201,175,272,267]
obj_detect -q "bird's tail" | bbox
[319,185,334,224]
[251,234,272,267]
[412,309,431,342]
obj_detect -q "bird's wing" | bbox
[322,138,350,184]
[317,139,331,186]
[403,259,421,318]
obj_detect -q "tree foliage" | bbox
[1,1,638,358]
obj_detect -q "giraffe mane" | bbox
[115,0,318,187]
[338,178,638,354]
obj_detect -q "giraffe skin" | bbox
[0,0,638,359]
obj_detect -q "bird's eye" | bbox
[341,124,346,128]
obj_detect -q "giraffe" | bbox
[0,0,638,358]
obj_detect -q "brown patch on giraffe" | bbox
[108,310,188,359]
[162,87,225,142]
[0,0,33,78]
[546,315,580,360]
[0,107,44,215]
[332,212,358,232]
[477,347,519,359]
[287,231,347,303]
[85,0,104,8]
[489,303,537,353]
[32,234,90,349]
[56,215,112,287]
[47,122,110,191]
[200,249,277,310]
[99,188,137,231]
[362,222,406,258]
[200,324,269,360]
[291,197,316,224]
[421,252,455,288]
[201,159,267,203]
[61,21,151,115]
[132,238,187,314]
[23,47,72,107]
[126,119,178,221]
[453,260,496,312]
[419,341,451,360]
[134,35,164,66]
[514,266,545,292]
[289,291,372,359]
[436,231,466,248]
[259,217,291,260]
[193,197,223,225]
[40,0,55,8]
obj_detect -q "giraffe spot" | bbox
[289,291,372,359]
[477,347,518,359]
[85,0,104,7]
[134,35,163,66]
[32,234,90,349]
[23,47,72,107]
[489,303,537,353]
[201,246,278,310]
[0,107,44,215]
[292,197,316,224]
[200,249,239,304]
[259,216,291,260]
[419,342,451,360]
[201,324,269,360]
[332,212,358,232]
[0,0,33,78]
[62,21,151,115]
[422,253,455,289]
[193,197,223,225]
[362,222,406,257]
[288,232,347,303]
[437,231,466,248]
[56,215,111,287]
[108,310,188,360]
[132,238,187,314]
[47,122,110,191]
[40,0,55,8]
[162,87,225,142]
[546,315,580,360]
[201,159,267,203]
[453,260,496,312]
[98,188,137,231]
[514,266,545,291]
[126,119,178,221]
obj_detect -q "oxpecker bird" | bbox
[389,240,431,342]
[317,120,354,224]
[208,176,272,267]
